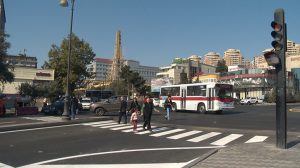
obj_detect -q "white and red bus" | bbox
[159,82,234,114]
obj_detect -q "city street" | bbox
[0,104,300,167]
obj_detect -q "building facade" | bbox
[242,59,251,66]
[2,67,55,94]
[223,49,243,66]
[88,58,160,84]
[5,54,37,68]
[203,52,221,67]
[156,58,216,85]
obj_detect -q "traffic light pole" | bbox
[274,9,287,149]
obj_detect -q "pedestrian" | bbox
[130,107,140,133]
[164,95,172,120]
[141,97,160,132]
[78,95,82,103]
[69,94,78,120]
[118,96,128,124]
[130,97,139,113]
[43,98,47,107]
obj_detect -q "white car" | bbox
[151,98,160,106]
[257,99,264,104]
[240,97,258,105]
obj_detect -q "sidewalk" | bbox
[188,139,300,168]
[0,110,113,132]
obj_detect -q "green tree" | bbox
[16,83,46,106]
[44,80,65,103]
[216,59,228,73]
[179,69,188,84]
[0,31,14,93]
[106,81,128,95]
[293,92,300,103]
[44,33,96,93]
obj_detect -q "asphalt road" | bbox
[0,104,299,167]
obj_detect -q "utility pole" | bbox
[264,8,287,149]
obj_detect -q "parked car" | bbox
[240,97,258,105]
[257,99,264,104]
[81,97,92,110]
[234,98,241,105]
[90,95,131,116]
[42,100,82,115]
[151,98,160,106]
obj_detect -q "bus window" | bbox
[187,85,206,96]
[161,87,180,96]
[215,84,233,98]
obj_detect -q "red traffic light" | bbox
[271,21,282,31]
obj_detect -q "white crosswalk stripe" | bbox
[245,136,268,143]
[82,121,268,145]
[21,116,62,122]
[167,130,203,140]
[150,129,185,137]
[187,132,221,143]
[211,134,243,146]
[110,125,142,130]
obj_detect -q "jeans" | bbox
[165,107,171,120]
[71,107,76,119]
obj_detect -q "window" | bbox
[187,85,206,96]
[161,87,180,96]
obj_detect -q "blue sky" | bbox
[4,0,300,69]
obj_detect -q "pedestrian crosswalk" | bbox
[82,120,269,146]
[20,116,63,122]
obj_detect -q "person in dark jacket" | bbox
[164,95,172,120]
[70,94,78,120]
[130,98,139,113]
[141,97,159,132]
[118,96,128,124]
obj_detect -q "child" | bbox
[130,107,140,133]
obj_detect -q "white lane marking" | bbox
[211,134,243,146]
[136,127,170,135]
[121,126,157,133]
[81,120,114,125]
[150,129,185,137]
[110,125,142,130]
[0,124,82,134]
[0,121,16,124]
[167,130,203,140]
[0,162,14,168]
[245,136,268,143]
[100,124,126,128]
[19,163,187,168]
[19,146,226,168]
[89,122,117,127]
[187,132,221,143]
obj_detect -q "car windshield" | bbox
[246,97,251,99]
[154,98,159,101]
[53,101,63,106]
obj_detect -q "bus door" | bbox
[181,88,186,109]
[208,88,215,110]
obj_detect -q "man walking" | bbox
[118,96,127,124]
[70,94,78,120]
[141,97,159,132]
[164,95,172,120]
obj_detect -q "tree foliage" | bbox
[43,80,65,103]
[179,69,188,84]
[0,31,14,93]
[119,65,146,99]
[44,33,96,93]
[216,59,228,73]
[16,83,46,106]
[106,81,128,95]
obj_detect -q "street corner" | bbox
[289,108,300,112]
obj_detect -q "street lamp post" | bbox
[60,0,75,121]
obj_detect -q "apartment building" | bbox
[242,59,251,66]
[203,52,221,67]
[223,49,243,66]
[188,55,202,63]
[88,58,160,84]
[287,40,300,56]
[5,54,37,68]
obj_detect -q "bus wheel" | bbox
[198,104,206,114]
[172,103,177,112]
[215,110,222,114]
[96,108,105,116]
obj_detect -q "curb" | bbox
[0,117,113,132]
[182,149,218,168]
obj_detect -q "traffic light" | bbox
[264,8,286,67]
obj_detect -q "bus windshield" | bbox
[215,84,233,98]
